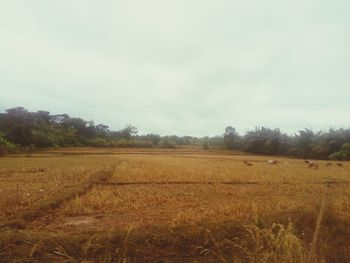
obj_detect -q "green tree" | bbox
[224,126,240,149]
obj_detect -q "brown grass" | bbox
[0,155,120,218]
[0,147,349,262]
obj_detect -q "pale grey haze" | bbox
[0,0,349,136]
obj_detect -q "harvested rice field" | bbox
[0,147,349,262]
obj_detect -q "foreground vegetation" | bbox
[0,148,349,262]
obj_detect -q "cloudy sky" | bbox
[0,0,349,136]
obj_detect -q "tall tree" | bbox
[224,126,239,149]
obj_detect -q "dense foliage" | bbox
[0,107,199,152]
[221,126,350,160]
[0,107,349,160]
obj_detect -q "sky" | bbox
[0,0,349,136]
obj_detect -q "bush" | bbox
[89,138,109,147]
[203,141,209,149]
[0,145,5,157]
[110,139,153,148]
[134,140,153,148]
[329,143,350,160]
[159,138,176,148]
[0,133,19,156]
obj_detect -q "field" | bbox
[0,147,349,262]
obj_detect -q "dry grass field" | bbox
[0,147,349,262]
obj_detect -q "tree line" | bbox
[0,107,200,154]
[0,107,349,160]
[220,126,350,160]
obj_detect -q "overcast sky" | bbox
[0,1,349,136]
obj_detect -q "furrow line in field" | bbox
[93,180,350,186]
[0,168,114,230]
[94,181,259,186]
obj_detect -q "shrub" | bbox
[0,145,5,157]
[0,133,18,156]
[89,138,109,147]
[110,139,153,148]
[329,142,350,160]
[159,138,176,148]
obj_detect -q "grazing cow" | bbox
[336,163,344,167]
[308,163,319,170]
[244,160,253,166]
[326,163,332,167]
[267,160,278,165]
[305,160,319,170]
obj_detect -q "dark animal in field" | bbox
[308,163,319,170]
[326,163,332,167]
[336,163,343,167]
[305,160,318,170]
[27,167,46,173]
[243,160,253,166]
